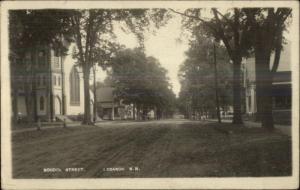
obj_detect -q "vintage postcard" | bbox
[1,0,299,189]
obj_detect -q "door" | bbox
[54,96,62,115]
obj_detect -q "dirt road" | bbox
[12,119,291,178]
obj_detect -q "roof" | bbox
[273,71,291,83]
[245,41,291,83]
[96,87,114,102]
[99,102,114,108]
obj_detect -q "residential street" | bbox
[5,5,296,190]
[12,119,291,178]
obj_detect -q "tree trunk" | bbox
[254,46,262,122]
[255,47,274,129]
[231,9,243,125]
[254,25,275,130]
[142,105,147,120]
[12,88,18,122]
[60,50,66,115]
[25,92,32,122]
[24,51,38,123]
[32,85,38,122]
[32,51,38,122]
[132,103,136,120]
[11,64,19,122]
[232,58,243,124]
[24,61,34,122]
[136,104,140,120]
[213,43,221,123]
[82,65,92,124]
[93,67,97,123]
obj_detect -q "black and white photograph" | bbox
[1,0,299,189]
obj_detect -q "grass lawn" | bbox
[12,120,291,178]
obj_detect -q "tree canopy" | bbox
[9,10,74,122]
[178,34,232,119]
[68,9,172,124]
[110,48,176,119]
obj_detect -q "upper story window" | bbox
[58,76,61,86]
[70,66,80,105]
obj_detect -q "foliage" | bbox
[68,9,172,124]
[172,8,253,124]
[178,35,232,118]
[9,9,172,123]
[9,10,74,122]
[242,8,292,129]
[174,7,292,127]
[110,48,176,118]
[9,10,73,60]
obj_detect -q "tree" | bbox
[243,8,292,129]
[69,9,171,124]
[110,48,175,120]
[171,8,253,124]
[9,10,73,122]
[178,34,232,120]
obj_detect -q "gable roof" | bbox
[245,41,291,83]
[273,71,291,83]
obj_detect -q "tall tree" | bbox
[69,9,171,124]
[110,48,175,120]
[244,8,292,129]
[171,8,252,124]
[9,10,73,122]
[178,34,232,120]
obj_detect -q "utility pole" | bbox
[49,49,54,121]
[93,65,97,123]
[213,42,221,123]
[60,35,66,115]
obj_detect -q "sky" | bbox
[96,14,189,96]
[95,9,293,97]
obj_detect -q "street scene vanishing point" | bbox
[1,1,299,189]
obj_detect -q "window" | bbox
[40,96,44,110]
[58,76,61,86]
[70,66,80,105]
[53,75,56,86]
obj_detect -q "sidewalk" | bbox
[207,118,291,136]
[244,120,291,136]
[11,120,139,133]
[12,121,82,133]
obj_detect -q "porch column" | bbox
[111,102,115,121]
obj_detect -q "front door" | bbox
[54,96,62,115]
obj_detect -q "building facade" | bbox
[243,41,291,124]
[13,43,94,122]
[96,87,132,120]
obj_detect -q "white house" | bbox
[243,41,291,124]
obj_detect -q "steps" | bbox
[56,115,74,123]
[95,115,102,122]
